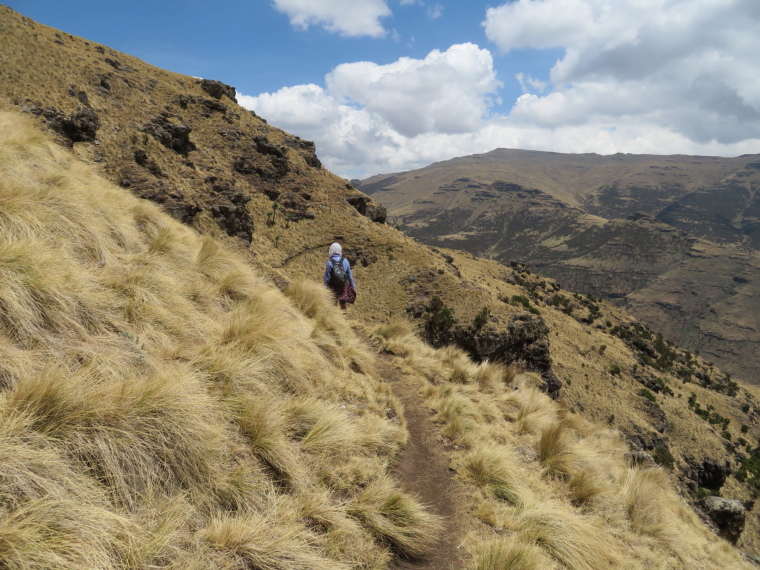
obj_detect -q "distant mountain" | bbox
[358,149,760,385]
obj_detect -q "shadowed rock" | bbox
[140,113,195,155]
[699,496,745,543]
[43,106,99,144]
[198,78,237,102]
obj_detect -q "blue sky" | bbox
[5,1,760,179]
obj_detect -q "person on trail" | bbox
[324,242,356,312]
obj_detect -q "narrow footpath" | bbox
[373,351,469,569]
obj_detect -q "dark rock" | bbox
[699,496,745,543]
[263,188,281,201]
[201,98,227,115]
[43,106,99,144]
[233,151,289,181]
[284,136,321,168]
[346,194,387,224]
[104,57,121,69]
[624,428,670,456]
[97,75,111,93]
[118,165,199,224]
[133,149,164,178]
[684,457,732,491]
[140,114,195,155]
[207,180,253,242]
[406,295,429,318]
[177,94,189,109]
[254,135,285,158]
[443,311,559,397]
[540,373,562,399]
[199,79,237,102]
[232,156,256,175]
[68,86,89,106]
[343,247,379,269]
[641,399,668,433]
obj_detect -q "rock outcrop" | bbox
[699,496,746,543]
[198,79,237,102]
[444,311,561,398]
[43,106,99,144]
[346,193,387,224]
[140,113,196,155]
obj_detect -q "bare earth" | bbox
[374,353,469,569]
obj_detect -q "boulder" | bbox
[695,458,732,491]
[198,79,237,102]
[345,194,387,224]
[133,149,164,178]
[43,106,99,144]
[118,165,200,224]
[208,181,253,242]
[140,113,195,155]
[699,496,745,543]
[443,311,560,397]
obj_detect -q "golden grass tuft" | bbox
[347,475,443,560]
[199,511,342,570]
[472,537,551,570]
[461,446,523,505]
[4,364,225,510]
[515,502,626,570]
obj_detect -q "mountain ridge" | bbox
[358,149,760,385]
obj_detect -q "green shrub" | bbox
[423,296,455,346]
[638,388,656,403]
[697,487,719,499]
[473,307,490,331]
[652,446,674,470]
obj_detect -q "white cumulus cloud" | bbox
[484,0,760,145]
[239,44,503,177]
[326,43,500,137]
[241,1,760,179]
[271,0,391,37]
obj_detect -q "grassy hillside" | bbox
[0,112,443,568]
[2,5,760,566]
[0,111,754,569]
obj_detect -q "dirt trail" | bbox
[374,351,469,569]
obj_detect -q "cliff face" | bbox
[358,149,760,385]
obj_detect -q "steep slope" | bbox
[3,6,760,564]
[357,149,760,384]
[0,112,441,568]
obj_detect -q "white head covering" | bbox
[328,242,342,257]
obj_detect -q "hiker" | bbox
[324,242,356,311]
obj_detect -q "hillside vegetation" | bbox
[0,113,442,568]
[2,5,760,566]
[0,110,754,569]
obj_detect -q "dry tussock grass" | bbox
[372,321,753,569]
[0,111,439,568]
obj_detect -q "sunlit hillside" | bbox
[2,4,760,567]
[0,112,442,568]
